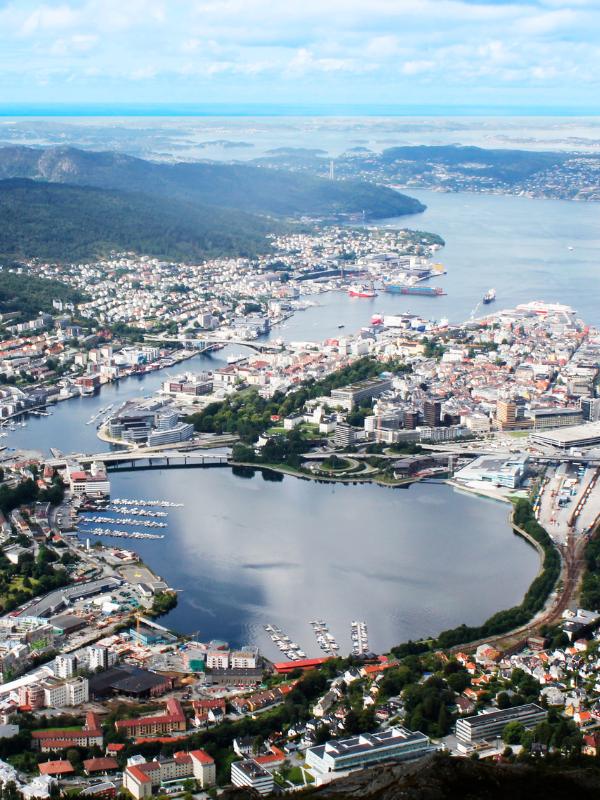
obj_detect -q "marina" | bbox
[351,620,370,656]
[310,619,340,655]
[80,515,168,528]
[106,507,168,517]
[112,498,184,508]
[264,624,307,661]
[85,527,165,540]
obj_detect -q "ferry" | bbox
[347,284,377,298]
[483,288,496,304]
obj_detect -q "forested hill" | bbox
[0,269,86,319]
[0,179,276,262]
[0,145,425,219]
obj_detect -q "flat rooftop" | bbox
[459,703,544,729]
[531,421,600,446]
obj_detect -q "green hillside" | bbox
[0,178,276,262]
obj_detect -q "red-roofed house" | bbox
[361,661,399,678]
[39,760,75,776]
[192,697,226,726]
[254,746,286,770]
[84,758,119,775]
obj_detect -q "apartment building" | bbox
[41,676,89,708]
[115,698,186,738]
[123,751,215,800]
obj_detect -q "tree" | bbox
[437,704,451,736]
[496,692,512,710]
[502,721,525,744]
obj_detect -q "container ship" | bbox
[384,284,446,297]
[483,288,496,304]
[347,284,377,298]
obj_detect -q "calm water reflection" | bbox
[105,468,539,657]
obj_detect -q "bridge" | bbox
[46,448,231,471]
[144,333,283,355]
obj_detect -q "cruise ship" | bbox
[516,301,575,316]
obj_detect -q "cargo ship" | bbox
[384,284,445,296]
[483,288,496,304]
[348,284,377,298]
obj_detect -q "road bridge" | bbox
[45,448,230,471]
[144,333,283,354]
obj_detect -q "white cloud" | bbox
[0,0,598,103]
[401,60,436,76]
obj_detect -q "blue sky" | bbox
[0,0,598,110]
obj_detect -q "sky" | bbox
[0,0,599,111]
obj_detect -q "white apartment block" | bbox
[42,676,89,708]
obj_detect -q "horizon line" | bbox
[0,102,599,118]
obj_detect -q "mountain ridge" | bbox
[0,145,425,219]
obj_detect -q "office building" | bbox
[581,397,600,422]
[231,760,274,796]
[330,378,393,411]
[334,422,355,447]
[496,400,517,430]
[528,407,583,430]
[423,400,441,428]
[455,703,546,744]
[305,727,435,776]
[403,409,418,430]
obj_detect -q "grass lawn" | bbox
[33,725,83,733]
